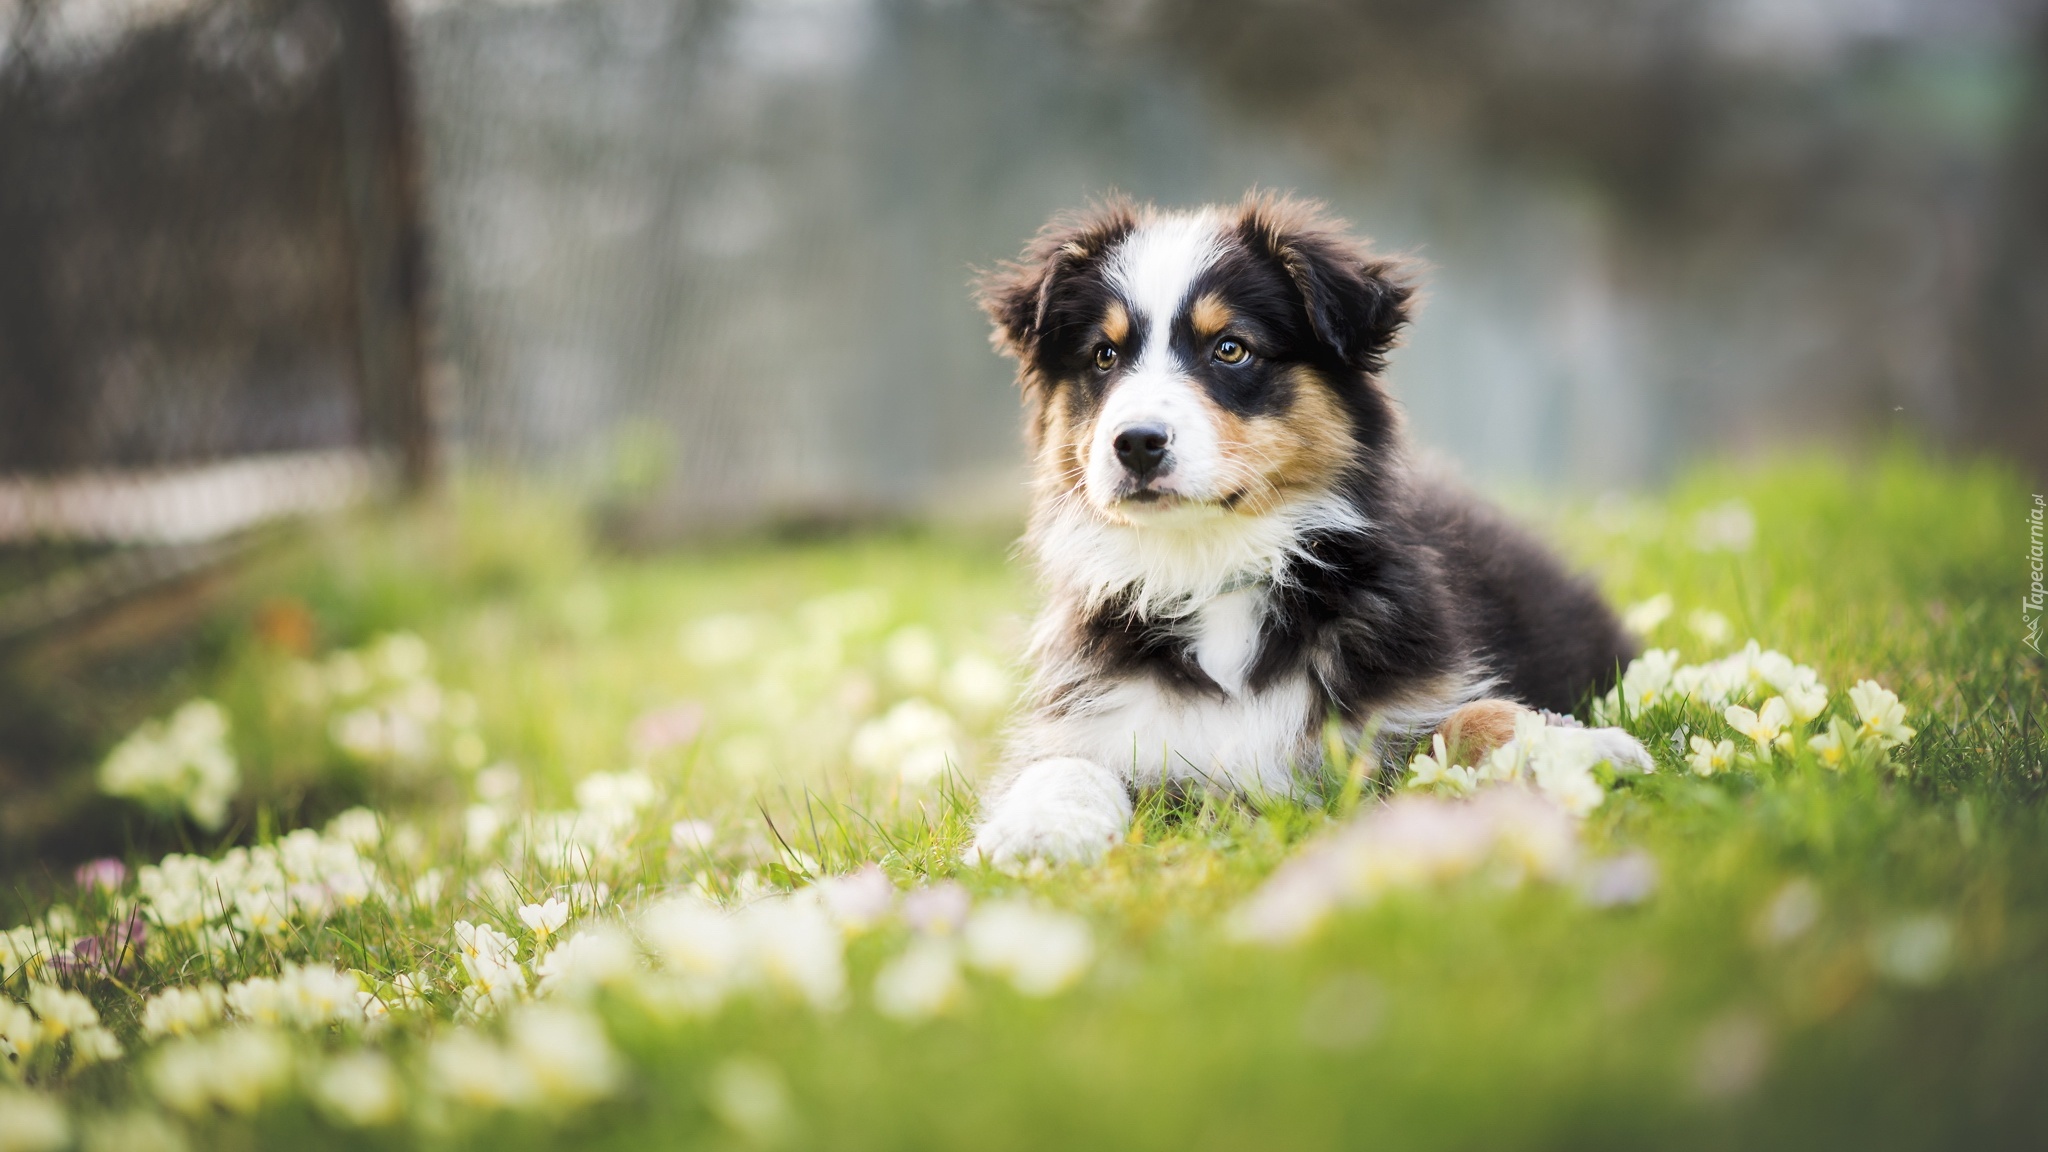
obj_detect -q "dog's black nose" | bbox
[1112,424,1170,479]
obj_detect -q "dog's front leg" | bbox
[968,757,1133,870]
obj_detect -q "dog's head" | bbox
[979,193,1412,526]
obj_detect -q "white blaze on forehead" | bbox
[1106,212,1225,363]
[1086,212,1230,512]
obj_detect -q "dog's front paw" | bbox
[969,757,1132,872]
[1583,726,1656,774]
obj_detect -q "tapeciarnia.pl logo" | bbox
[2027,494,2044,655]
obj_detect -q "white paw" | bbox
[1583,726,1656,773]
[969,757,1132,871]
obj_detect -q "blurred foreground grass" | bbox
[1,447,2044,1151]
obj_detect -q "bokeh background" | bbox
[2,0,2046,611]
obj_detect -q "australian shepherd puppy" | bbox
[968,192,1651,868]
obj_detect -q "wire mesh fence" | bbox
[0,0,428,636]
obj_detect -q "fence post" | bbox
[335,0,435,493]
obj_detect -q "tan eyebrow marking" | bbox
[1190,292,1234,340]
[1101,300,1130,347]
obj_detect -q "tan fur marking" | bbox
[1434,699,1532,765]
[1035,391,1088,501]
[1189,293,1234,340]
[1101,301,1130,348]
[1202,366,1357,516]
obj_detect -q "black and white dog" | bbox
[969,193,1649,868]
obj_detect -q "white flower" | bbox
[459,955,527,1017]
[1692,500,1756,551]
[535,925,639,998]
[1871,914,1954,986]
[389,971,431,1011]
[411,869,447,906]
[225,964,363,1029]
[1809,718,1857,770]
[1753,878,1822,947]
[0,1089,68,1152]
[324,808,382,851]
[455,920,519,965]
[98,699,239,829]
[706,1057,796,1147]
[849,699,960,784]
[148,1027,292,1116]
[883,626,942,690]
[1687,736,1735,777]
[1618,648,1681,712]
[428,1031,532,1110]
[639,896,746,992]
[962,901,1093,997]
[744,899,848,1010]
[812,865,894,933]
[311,1050,403,1127]
[373,632,432,681]
[1848,680,1916,749]
[1404,734,1457,792]
[0,1000,43,1064]
[1622,593,1673,636]
[873,937,964,1021]
[0,928,46,981]
[27,986,98,1042]
[574,771,658,824]
[942,653,1012,717]
[901,883,971,935]
[800,588,890,639]
[70,1025,124,1066]
[1725,697,1793,752]
[670,820,716,855]
[1687,609,1733,648]
[519,898,571,946]
[142,984,226,1037]
[1781,680,1829,724]
[509,1004,623,1105]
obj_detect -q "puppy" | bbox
[970,193,1648,867]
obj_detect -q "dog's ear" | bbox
[977,198,1138,364]
[1238,194,1412,374]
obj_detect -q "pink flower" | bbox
[50,910,147,978]
[902,882,971,935]
[630,702,705,758]
[74,858,128,891]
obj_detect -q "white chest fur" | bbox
[1033,587,1320,794]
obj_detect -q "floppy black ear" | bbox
[976,198,1138,364]
[1238,194,1413,374]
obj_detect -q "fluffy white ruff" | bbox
[968,757,1133,870]
[1029,493,1369,619]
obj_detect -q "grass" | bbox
[1,445,2043,1151]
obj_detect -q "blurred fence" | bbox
[0,0,428,633]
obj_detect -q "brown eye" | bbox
[1094,345,1118,371]
[1213,338,1248,365]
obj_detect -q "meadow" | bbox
[1,447,2043,1151]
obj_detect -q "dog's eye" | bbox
[1093,345,1118,372]
[1213,338,1249,365]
